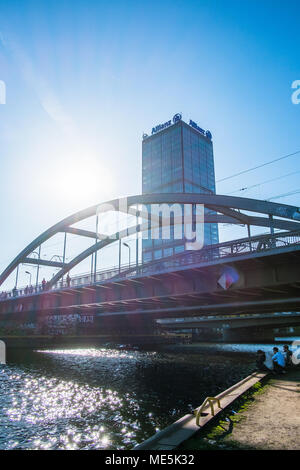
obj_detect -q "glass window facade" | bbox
[142,120,219,262]
[142,124,183,194]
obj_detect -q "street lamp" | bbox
[123,242,131,268]
[50,255,63,262]
[49,255,64,286]
[25,271,32,286]
[32,249,41,287]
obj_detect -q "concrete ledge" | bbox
[133,371,268,450]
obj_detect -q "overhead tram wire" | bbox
[267,188,300,201]
[210,185,300,228]
[226,169,300,195]
[217,150,300,184]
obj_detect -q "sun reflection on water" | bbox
[0,346,255,450]
[0,348,153,450]
[37,348,137,359]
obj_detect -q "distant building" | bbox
[142,114,219,263]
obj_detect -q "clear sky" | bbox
[0,0,300,288]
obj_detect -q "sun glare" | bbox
[37,149,116,207]
[56,162,113,202]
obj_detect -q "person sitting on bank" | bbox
[283,345,293,367]
[272,347,286,373]
[255,349,270,372]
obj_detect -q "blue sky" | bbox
[0,0,300,288]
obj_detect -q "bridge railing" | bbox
[0,262,132,299]
[130,230,300,279]
[1,230,300,300]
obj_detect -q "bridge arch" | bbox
[1,193,300,288]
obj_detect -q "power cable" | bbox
[267,188,300,201]
[227,169,300,195]
[217,150,300,183]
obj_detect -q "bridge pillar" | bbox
[222,326,276,343]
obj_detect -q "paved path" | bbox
[223,369,300,450]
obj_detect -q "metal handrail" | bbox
[194,396,222,426]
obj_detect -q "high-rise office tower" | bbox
[142,114,219,263]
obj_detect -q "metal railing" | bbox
[128,229,300,280]
[0,263,132,299]
[194,396,222,426]
[1,229,300,301]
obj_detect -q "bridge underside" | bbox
[157,314,300,331]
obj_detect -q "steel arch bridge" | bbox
[1,193,300,293]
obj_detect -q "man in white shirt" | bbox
[272,347,286,373]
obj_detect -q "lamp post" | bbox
[123,242,131,268]
[15,264,20,289]
[31,248,41,287]
[94,215,99,283]
[119,238,122,273]
[50,256,64,286]
[50,255,63,262]
[62,232,67,284]
[25,271,32,286]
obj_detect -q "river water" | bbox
[0,342,293,450]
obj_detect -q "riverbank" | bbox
[181,368,300,450]
[133,371,267,450]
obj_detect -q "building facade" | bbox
[142,114,219,263]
